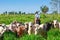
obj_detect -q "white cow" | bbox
[53,20,58,28]
[6,24,13,32]
[6,23,19,32]
[58,22,60,28]
[24,22,29,29]
[34,24,39,35]
[28,22,32,35]
[28,22,40,35]
[33,23,47,35]
[38,24,44,29]
[0,24,6,36]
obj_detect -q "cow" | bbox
[27,22,39,35]
[24,22,29,31]
[13,25,26,37]
[0,24,7,40]
[38,22,53,31]
[53,20,59,28]
[6,21,24,32]
[58,22,60,29]
[28,22,33,35]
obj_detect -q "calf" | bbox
[38,22,53,31]
[45,22,53,31]
[28,22,33,35]
[14,25,26,37]
[55,22,60,29]
[6,21,24,32]
[6,24,14,32]
[24,22,29,31]
[58,22,60,29]
[33,24,39,35]
[53,20,58,28]
[0,24,7,40]
[0,24,6,36]
[28,22,39,35]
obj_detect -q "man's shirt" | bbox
[35,14,40,18]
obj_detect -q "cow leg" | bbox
[15,32,19,38]
[28,30,31,35]
[0,35,4,40]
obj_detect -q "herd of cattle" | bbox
[0,20,60,38]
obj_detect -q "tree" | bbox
[52,11,58,14]
[3,11,7,15]
[50,0,60,13]
[40,5,49,13]
[14,12,18,14]
[22,12,26,14]
[19,11,21,14]
[5,11,7,14]
[8,11,15,14]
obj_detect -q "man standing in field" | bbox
[35,11,40,25]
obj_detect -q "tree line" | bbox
[2,5,58,15]
[2,11,26,15]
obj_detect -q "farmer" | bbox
[35,11,41,25]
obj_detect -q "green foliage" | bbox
[3,31,46,40]
[19,34,46,40]
[47,29,60,40]
[40,5,49,13]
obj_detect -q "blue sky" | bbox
[0,0,52,13]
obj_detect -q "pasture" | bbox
[0,14,60,40]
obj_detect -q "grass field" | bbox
[0,14,60,40]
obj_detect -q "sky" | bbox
[0,0,52,13]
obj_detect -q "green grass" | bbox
[3,31,46,40]
[0,14,60,24]
[0,14,60,40]
[47,28,60,40]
